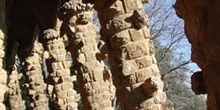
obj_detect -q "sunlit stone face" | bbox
[78,11,93,24]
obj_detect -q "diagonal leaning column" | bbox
[43,29,79,110]
[0,0,9,109]
[59,1,115,109]
[89,0,173,109]
[21,41,49,110]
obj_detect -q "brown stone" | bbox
[135,56,152,69]
[129,29,145,42]
[175,0,220,109]
[121,60,138,76]
[109,30,131,50]
[191,71,206,95]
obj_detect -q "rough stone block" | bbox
[84,36,96,45]
[84,83,93,91]
[30,85,45,93]
[57,91,67,99]
[154,92,167,104]
[123,74,136,85]
[150,104,161,110]
[129,29,145,42]
[28,90,36,96]
[124,0,143,12]
[53,77,60,83]
[26,69,38,76]
[111,14,133,32]
[121,41,149,59]
[82,73,92,83]
[67,96,75,103]
[52,62,64,70]
[84,52,97,62]
[82,62,94,72]
[80,44,94,53]
[102,92,111,100]
[150,64,160,77]
[142,77,164,97]
[62,61,70,69]
[135,56,152,69]
[47,84,54,94]
[92,94,103,103]
[67,89,76,97]
[90,103,99,110]
[78,53,86,63]
[56,69,68,77]
[57,98,65,105]
[101,0,124,21]
[67,103,78,110]
[135,68,151,83]
[121,60,138,76]
[92,69,104,81]
[60,76,73,82]
[61,82,73,90]
[110,30,131,50]
[142,27,151,39]
[142,78,158,97]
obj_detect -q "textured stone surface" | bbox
[60,1,115,109]
[0,0,173,109]
[22,42,49,110]
[91,0,173,109]
[43,29,79,110]
[7,68,25,110]
[0,0,8,109]
[175,0,220,110]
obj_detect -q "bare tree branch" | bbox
[167,60,192,74]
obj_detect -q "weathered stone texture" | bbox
[0,0,8,110]
[22,42,49,110]
[43,29,79,110]
[0,0,172,109]
[60,1,115,109]
[7,68,25,110]
[91,0,173,109]
[175,0,220,110]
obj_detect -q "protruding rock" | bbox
[142,77,164,97]
[191,71,206,95]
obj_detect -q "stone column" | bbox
[0,0,9,110]
[92,0,172,109]
[43,29,79,110]
[7,67,25,110]
[21,42,49,110]
[59,1,115,109]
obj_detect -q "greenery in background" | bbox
[145,0,206,109]
[154,40,206,110]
